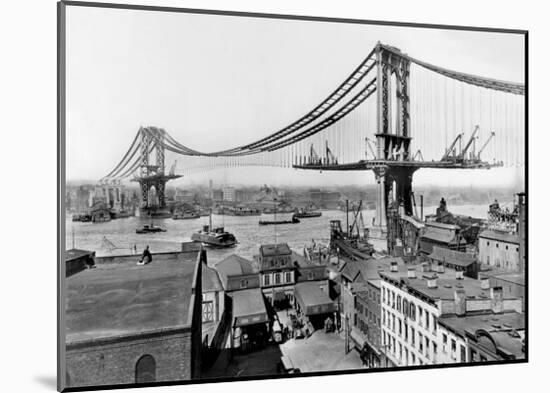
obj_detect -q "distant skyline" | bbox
[65,6,525,188]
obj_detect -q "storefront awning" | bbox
[295,282,336,316]
[232,288,269,327]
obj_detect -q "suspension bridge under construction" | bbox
[100,42,525,240]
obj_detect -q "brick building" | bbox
[352,279,383,367]
[64,250,203,389]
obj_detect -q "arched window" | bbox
[135,355,156,383]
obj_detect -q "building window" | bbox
[496,243,499,248]
[202,301,214,322]
[398,319,402,336]
[135,355,156,383]
[240,280,248,288]
[425,337,430,358]
[411,327,415,345]
[264,274,270,286]
[419,333,423,352]
[418,307,423,326]
[460,345,466,362]
[487,241,490,246]
[285,272,292,283]
[451,339,457,353]
[275,273,281,284]
[425,312,429,330]
[397,295,401,312]
[307,271,314,280]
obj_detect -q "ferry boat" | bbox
[191,213,237,247]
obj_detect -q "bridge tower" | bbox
[132,127,181,217]
[372,44,416,233]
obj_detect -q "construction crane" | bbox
[412,149,424,161]
[309,143,320,165]
[477,132,496,159]
[325,141,338,165]
[459,125,480,160]
[442,133,464,161]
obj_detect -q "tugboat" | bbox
[294,208,322,218]
[191,212,237,248]
[136,221,167,234]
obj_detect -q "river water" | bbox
[66,203,499,266]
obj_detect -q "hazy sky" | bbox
[65,5,525,188]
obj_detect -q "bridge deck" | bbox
[293,159,502,171]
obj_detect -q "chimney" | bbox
[490,286,504,314]
[437,263,445,274]
[480,277,490,290]
[454,289,466,316]
[421,262,431,273]
[427,275,438,289]
[390,261,398,272]
[407,267,417,279]
[455,270,464,280]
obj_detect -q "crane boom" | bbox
[477,132,496,158]
[442,133,463,160]
[460,125,480,158]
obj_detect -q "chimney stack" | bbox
[454,289,466,316]
[407,267,417,279]
[455,270,464,280]
[480,277,490,290]
[390,261,398,272]
[421,262,431,273]
[490,286,504,314]
[427,275,438,289]
[437,263,445,274]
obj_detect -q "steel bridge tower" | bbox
[132,127,181,217]
[372,44,415,231]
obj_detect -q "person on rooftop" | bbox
[140,245,152,264]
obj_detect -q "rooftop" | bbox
[421,227,463,244]
[295,281,333,308]
[340,256,405,283]
[232,288,267,319]
[259,243,292,257]
[425,221,461,231]
[65,249,95,262]
[215,254,257,288]
[66,251,199,343]
[479,229,519,244]
[202,263,224,293]
[380,265,518,302]
[429,246,476,267]
[439,311,525,359]
[479,267,525,286]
